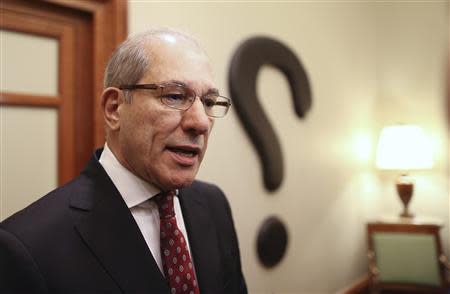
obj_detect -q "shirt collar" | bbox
[99,144,161,208]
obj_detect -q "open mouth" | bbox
[166,146,200,158]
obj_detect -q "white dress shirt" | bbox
[99,144,194,274]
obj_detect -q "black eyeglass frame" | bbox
[118,83,232,118]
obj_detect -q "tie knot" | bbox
[155,190,176,219]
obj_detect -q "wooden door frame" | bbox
[44,0,127,147]
[1,7,78,184]
[1,0,127,184]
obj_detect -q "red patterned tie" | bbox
[155,191,200,294]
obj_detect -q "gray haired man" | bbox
[0,29,247,294]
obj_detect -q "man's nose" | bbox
[181,98,212,135]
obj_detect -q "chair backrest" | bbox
[367,222,447,293]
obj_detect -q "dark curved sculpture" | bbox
[256,216,289,268]
[228,36,312,191]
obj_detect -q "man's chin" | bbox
[158,174,196,191]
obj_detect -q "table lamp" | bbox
[375,125,433,218]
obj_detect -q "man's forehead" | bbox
[146,33,208,60]
[141,35,215,90]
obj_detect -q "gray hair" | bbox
[103,28,203,103]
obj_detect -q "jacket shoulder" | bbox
[0,173,90,238]
[187,180,229,205]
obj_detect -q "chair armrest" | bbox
[368,250,379,276]
[439,254,450,270]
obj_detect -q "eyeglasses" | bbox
[119,82,232,118]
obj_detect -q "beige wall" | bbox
[374,2,449,259]
[129,2,448,293]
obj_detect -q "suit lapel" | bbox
[70,153,168,293]
[179,187,222,294]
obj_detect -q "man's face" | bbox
[115,35,215,190]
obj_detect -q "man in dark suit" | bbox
[0,28,247,294]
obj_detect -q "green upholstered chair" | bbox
[367,222,450,294]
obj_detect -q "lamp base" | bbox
[396,174,414,218]
[400,211,414,218]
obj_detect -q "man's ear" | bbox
[101,87,125,131]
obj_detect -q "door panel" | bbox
[0,106,58,219]
[0,0,127,220]
[1,3,76,187]
[1,30,59,96]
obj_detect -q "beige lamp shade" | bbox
[375,125,433,170]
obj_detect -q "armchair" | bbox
[367,222,450,293]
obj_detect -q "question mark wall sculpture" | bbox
[228,36,312,268]
[228,36,312,192]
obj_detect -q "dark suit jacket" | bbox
[0,150,247,294]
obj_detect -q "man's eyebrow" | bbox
[206,88,219,95]
[163,80,219,95]
[163,79,187,86]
